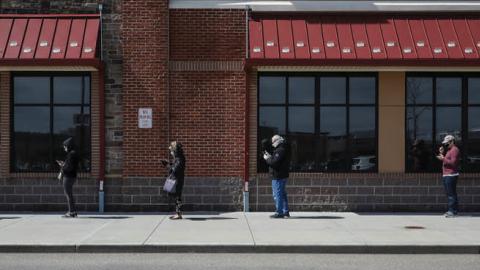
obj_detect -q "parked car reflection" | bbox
[351,155,376,171]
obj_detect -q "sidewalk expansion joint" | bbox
[141,215,167,245]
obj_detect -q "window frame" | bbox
[257,72,379,173]
[10,72,92,173]
[405,72,480,173]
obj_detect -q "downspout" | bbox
[98,3,105,213]
[243,5,250,212]
[167,5,170,148]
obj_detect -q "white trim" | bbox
[443,173,459,177]
[170,0,480,11]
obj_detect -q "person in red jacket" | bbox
[436,135,460,218]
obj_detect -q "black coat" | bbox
[62,150,79,178]
[265,142,290,179]
[168,153,186,196]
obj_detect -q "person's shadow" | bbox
[185,217,238,221]
[288,216,344,219]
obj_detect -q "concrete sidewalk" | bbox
[0,212,479,253]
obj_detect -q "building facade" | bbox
[0,0,479,212]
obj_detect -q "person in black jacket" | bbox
[56,137,79,218]
[263,135,291,218]
[161,141,186,220]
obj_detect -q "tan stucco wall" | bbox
[378,72,405,172]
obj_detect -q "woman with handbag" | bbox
[161,141,186,220]
[56,137,79,218]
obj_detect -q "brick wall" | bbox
[121,0,169,176]
[170,9,246,61]
[169,71,246,177]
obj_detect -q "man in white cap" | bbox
[436,134,460,217]
[263,135,291,218]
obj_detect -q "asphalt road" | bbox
[1,253,479,270]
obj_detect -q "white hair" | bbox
[272,135,285,147]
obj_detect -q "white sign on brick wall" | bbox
[138,108,152,129]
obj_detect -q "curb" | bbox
[0,245,478,254]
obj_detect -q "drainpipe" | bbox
[98,3,105,213]
[243,5,250,212]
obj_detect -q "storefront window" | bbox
[12,74,91,173]
[258,74,377,173]
[406,74,480,173]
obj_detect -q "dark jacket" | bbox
[265,142,290,179]
[168,150,186,196]
[62,150,79,178]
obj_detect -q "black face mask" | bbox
[442,143,450,149]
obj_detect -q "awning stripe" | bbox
[4,19,27,59]
[20,19,41,59]
[0,15,99,60]
[66,19,86,59]
[249,16,480,61]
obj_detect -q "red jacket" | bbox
[442,145,460,176]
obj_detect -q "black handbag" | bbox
[163,176,177,193]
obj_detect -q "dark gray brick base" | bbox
[1,174,479,212]
[248,173,480,212]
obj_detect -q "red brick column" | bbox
[121,0,170,176]
[0,72,10,177]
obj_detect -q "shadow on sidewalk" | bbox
[79,216,131,220]
[0,217,21,220]
[289,216,344,219]
[185,217,238,221]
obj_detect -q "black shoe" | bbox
[444,211,457,218]
[62,212,77,218]
[270,213,284,219]
[283,212,290,218]
[169,214,183,220]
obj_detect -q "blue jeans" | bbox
[442,176,458,213]
[272,178,289,215]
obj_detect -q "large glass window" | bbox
[12,74,91,173]
[258,74,377,172]
[406,74,480,173]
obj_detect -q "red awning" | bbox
[249,15,480,64]
[0,14,100,61]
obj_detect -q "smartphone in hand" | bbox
[160,159,168,166]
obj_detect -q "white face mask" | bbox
[64,146,68,152]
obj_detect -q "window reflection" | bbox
[13,74,91,172]
[435,107,461,143]
[350,77,376,104]
[406,107,433,171]
[259,107,285,135]
[288,106,315,172]
[468,78,480,104]
[289,77,314,104]
[259,76,286,104]
[320,107,347,172]
[437,78,462,105]
[54,77,83,104]
[350,107,376,171]
[407,77,432,105]
[258,74,377,173]
[288,107,314,134]
[14,77,50,104]
[14,107,50,172]
[406,74,480,173]
[320,77,346,104]
[258,106,286,172]
[467,107,480,171]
